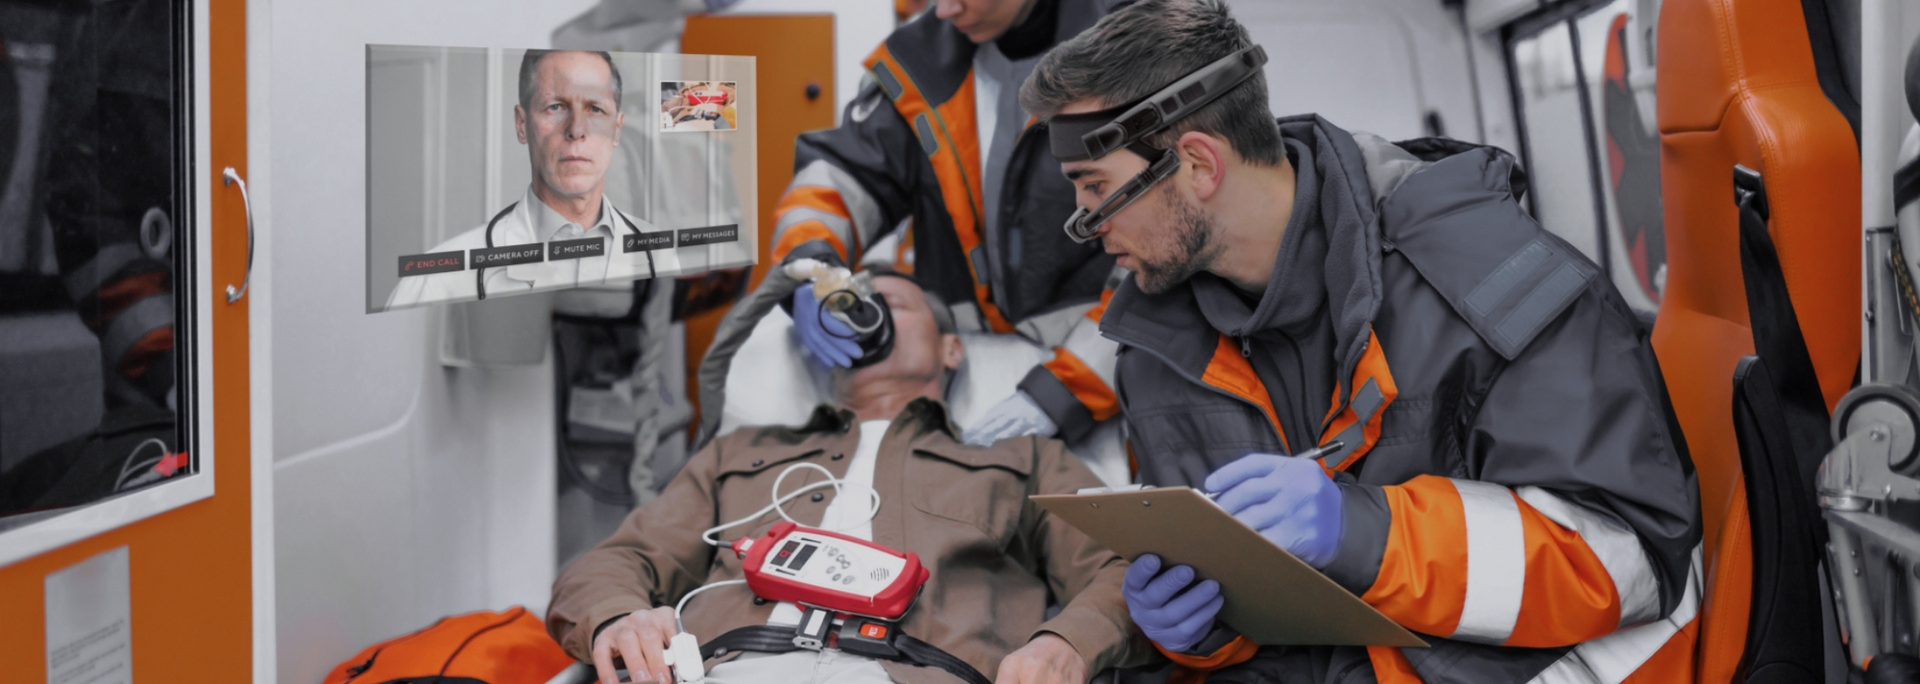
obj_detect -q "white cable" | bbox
[675,579,746,632]
[114,438,172,492]
[699,462,881,548]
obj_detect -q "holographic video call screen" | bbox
[365,45,756,313]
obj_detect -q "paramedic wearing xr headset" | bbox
[386,49,680,308]
[1022,1,1702,682]
[773,0,1131,449]
[547,273,1150,684]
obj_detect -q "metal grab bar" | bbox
[223,166,255,303]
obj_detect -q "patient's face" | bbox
[841,276,962,389]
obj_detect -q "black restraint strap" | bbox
[1731,166,1844,683]
[698,625,799,660]
[1733,166,1835,510]
[697,625,993,684]
[893,633,993,684]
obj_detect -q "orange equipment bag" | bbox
[322,607,578,684]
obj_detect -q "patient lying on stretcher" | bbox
[546,273,1147,684]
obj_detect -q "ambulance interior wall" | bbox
[262,1,1476,683]
[263,2,883,683]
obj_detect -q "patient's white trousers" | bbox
[703,649,898,684]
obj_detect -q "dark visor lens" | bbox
[1062,150,1182,244]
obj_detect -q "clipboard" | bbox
[1033,487,1427,648]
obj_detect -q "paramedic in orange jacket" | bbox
[773,0,1129,447]
[1020,1,1703,682]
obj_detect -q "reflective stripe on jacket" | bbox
[1103,115,1703,684]
[770,1,1125,440]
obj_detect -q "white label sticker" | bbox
[45,546,132,684]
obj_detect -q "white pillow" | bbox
[718,310,1129,486]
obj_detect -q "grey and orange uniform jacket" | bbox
[771,0,1127,440]
[546,399,1150,683]
[1107,116,1703,684]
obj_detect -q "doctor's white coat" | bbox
[385,187,682,309]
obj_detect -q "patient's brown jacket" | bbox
[547,398,1147,682]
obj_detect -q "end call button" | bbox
[398,251,465,277]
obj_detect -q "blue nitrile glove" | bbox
[1124,553,1224,653]
[1205,453,1345,569]
[790,285,862,368]
[961,391,1059,445]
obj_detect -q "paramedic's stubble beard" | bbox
[1133,182,1224,295]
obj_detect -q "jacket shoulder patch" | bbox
[1382,150,1596,360]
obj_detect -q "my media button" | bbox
[549,237,606,261]
[624,231,675,252]
[677,224,740,247]
[398,251,465,277]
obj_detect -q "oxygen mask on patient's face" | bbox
[785,260,896,369]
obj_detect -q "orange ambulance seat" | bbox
[1653,0,1860,681]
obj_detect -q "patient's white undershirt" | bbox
[766,419,891,626]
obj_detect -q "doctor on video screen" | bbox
[387,49,678,307]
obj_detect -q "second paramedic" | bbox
[773,0,1128,447]
[1021,0,1703,682]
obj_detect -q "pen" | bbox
[1201,440,1347,500]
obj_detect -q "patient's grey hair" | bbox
[519,49,624,112]
[866,267,957,336]
[1019,0,1283,167]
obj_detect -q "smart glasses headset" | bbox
[1046,45,1268,244]
[475,202,657,300]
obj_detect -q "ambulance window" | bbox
[1508,0,1665,314]
[0,0,197,534]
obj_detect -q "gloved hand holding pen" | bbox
[1204,442,1347,569]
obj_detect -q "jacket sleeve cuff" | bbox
[1034,603,1130,673]
[1179,623,1243,657]
[1321,482,1390,596]
[1153,634,1259,671]
[568,596,655,661]
[781,239,847,268]
[1018,365,1096,442]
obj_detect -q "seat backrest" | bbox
[1654,0,1861,680]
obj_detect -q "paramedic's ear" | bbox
[514,104,528,145]
[1175,130,1230,202]
[613,109,624,147]
[940,334,964,372]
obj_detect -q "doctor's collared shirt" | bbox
[384,185,681,309]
